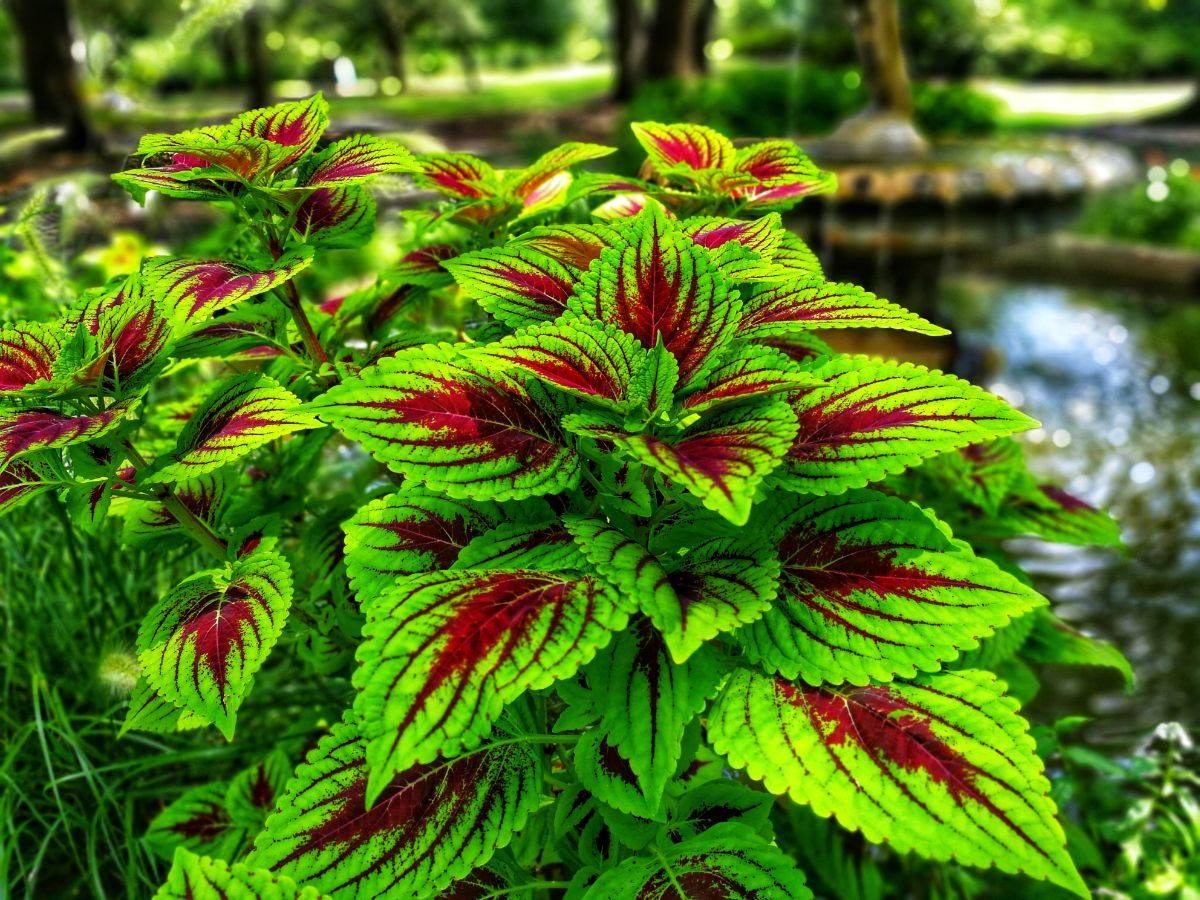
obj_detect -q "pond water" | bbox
[938,275,1200,741]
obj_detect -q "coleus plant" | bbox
[1,106,1130,898]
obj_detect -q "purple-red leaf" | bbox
[137,549,293,738]
[354,568,626,795]
[631,122,734,172]
[294,186,376,248]
[445,245,580,328]
[142,250,315,325]
[614,400,798,525]
[0,402,133,469]
[233,93,329,172]
[302,134,416,187]
[312,345,579,501]
[571,205,740,385]
[0,322,60,396]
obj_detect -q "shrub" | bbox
[2,97,1130,897]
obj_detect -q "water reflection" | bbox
[944,277,1200,738]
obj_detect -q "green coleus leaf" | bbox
[312,345,579,502]
[0,401,135,470]
[616,400,798,525]
[631,121,735,173]
[294,186,376,249]
[574,729,662,820]
[677,343,816,415]
[137,549,293,739]
[628,336,679,415]
[154,848,329,900]
[0,452,61,518]
[583,822,811,899]
[772,230,823,279]
[354,567,627,801]
[740,489,1045,685]
[567,518,778,663]
[152,374,319,483]
[343,487,502,605]
[299,134,417,187]
[708,667,1086,897]
[738,278,947,338]
[507,141,615,199]
[446,244,580,328]
[112,168,227,203]
[142,249,315,327]
[145,782,244,862]
[778,355,1037,495]
[467,319,644,410]
[571,205,740,386]
[453,520,583,571]
[594,620,725,810]
[0,321,60,396]
[120,677,208,736]
[997,480,1124,547]
[246,717,541,899]
[681,215,786,282]
[1022,609,1134,690]
[668,779,776,844]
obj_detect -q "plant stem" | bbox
[122,441,228,562]
[281,277,329,366]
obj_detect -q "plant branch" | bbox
[122,440,228,562]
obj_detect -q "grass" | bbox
[0,506,251,898]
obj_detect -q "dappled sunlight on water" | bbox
[944,278,1200,738]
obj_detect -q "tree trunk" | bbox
[377,0,410,91]
[843,0,913,115]
[5,0,94,151]
[643,0,697,83]
[610,0,642,102]
[691,0,715,75]
[243,5,271,109]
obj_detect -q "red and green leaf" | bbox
[123,471,231,548]
[631,122,735,173]
[354,567,626,798]
[294,186,376,249]
[0,452,62,518]
[574,729,662,819]
[142,249,315,325]
[739,279,947,338]
[233,93,330,172]
[453,520,583,572]
[0,322,60,396]
[998,481,1123,547]
[445,245,579,328]
[740,489,1045,685]
[120,677,207,736]
[247,718,541,899]
[508,142,615,199]
[312,346,579,502]
[615,400,798,525]
[226,751,292,830]
[0,402,133,469]
[779,356,1038,495]
[583,822,811,899]
[343,488,502,605]
[678,344,816,415]
[730,140,836,208]
[414,153,498,199]
[153,374,318,482]
[301,134,417,187]
[708,668,1086,896]
[137,549,293,738]
[512,223,621,271]
[467,320,644,410]
[145,783,244,862]
[571,206,740,385]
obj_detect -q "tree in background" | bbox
[4,0,95,150]
[610,0,716,102]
